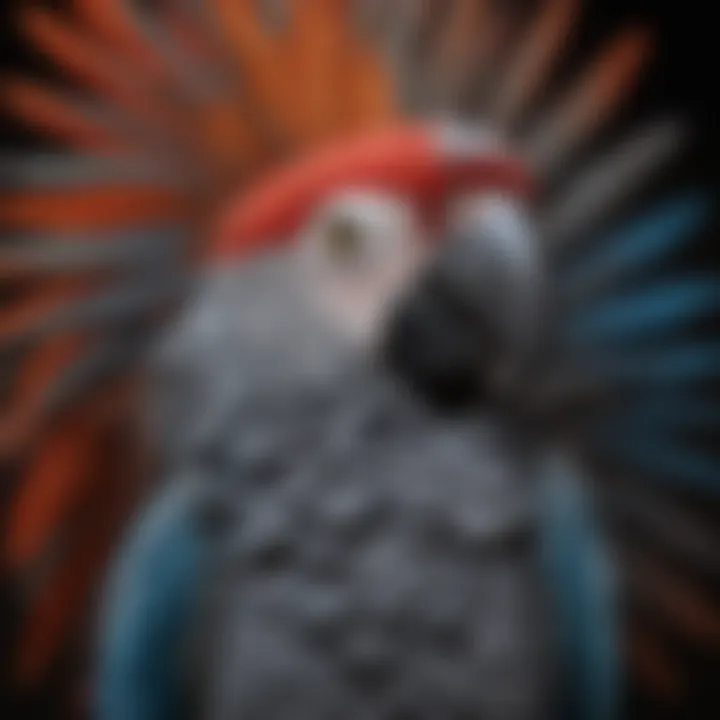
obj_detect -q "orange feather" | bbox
[193,99,266,188]
[4,369,101,572]
[0,187,187,232]
[0,283,91,461]
[210,0,291,147]
[629,626,684,702]
[20,7,177,138]
[157,0,218,68]
[14,398,137,685]
[634,558,720,647]
[0,282,86,349]
[73,0,172,85]
[341,45,398,133]
[1,78,133,153]
[287,0,351,143]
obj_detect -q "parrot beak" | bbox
[382,195,546,412]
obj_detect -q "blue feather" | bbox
[96,481,205,720]
[599,393,720,433]
[594,343,720,386]
[561,195,712,296]
[564,278,720,346]
[595,430,719,495]
[539,455,619,720]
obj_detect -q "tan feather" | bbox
[524,25,654,174]
[492,0,579,129]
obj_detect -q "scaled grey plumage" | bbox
[149,254,557,720]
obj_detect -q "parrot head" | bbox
[212,122,544,411]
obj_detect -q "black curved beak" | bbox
[382,219,544,413]
[382,237,498,412]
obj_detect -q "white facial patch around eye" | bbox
[297,190,429,347]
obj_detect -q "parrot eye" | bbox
[306,191,422,277]
[325,215,365,266]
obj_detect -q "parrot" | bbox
[0,1,717,719]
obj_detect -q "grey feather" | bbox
[149,253,557,720]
